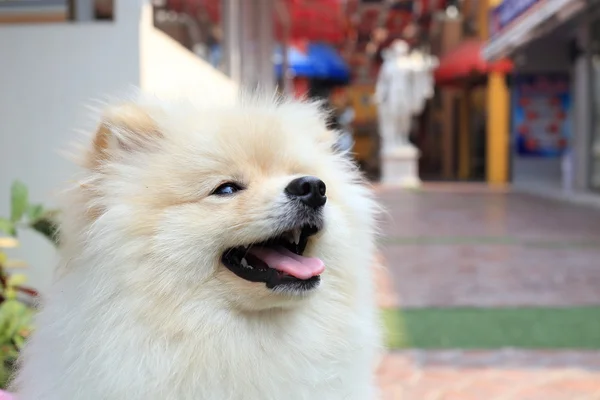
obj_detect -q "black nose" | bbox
[285,176,327,209]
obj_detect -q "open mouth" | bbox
[221,224,324,291]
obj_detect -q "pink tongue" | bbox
[248,246,325,280]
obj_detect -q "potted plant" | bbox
[0,181,59,388]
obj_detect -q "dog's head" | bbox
[73,96,375,311]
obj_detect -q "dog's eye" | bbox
[212,182,243,196]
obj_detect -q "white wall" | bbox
[512,157,563,186]
[0,0,144,293]
[139,5,238,103]
[0,1,239,294]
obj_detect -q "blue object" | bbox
[274,43,350,83]
[490,0,540,37]
[512,73,571,157]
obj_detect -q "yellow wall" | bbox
[347,84,377,124]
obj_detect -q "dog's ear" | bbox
[86,103,163,169]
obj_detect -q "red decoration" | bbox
[518,124,530,136]
[525,138,538,150]
[166,0,346,44]
[558,138,568,148]
[292,78,310,99]
[547,122,559,134]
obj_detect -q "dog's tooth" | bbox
[241,258,251,269]
[284,231,294,244]
[293,229,301,245]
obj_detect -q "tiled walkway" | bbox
[374,184,600,399]
[378,350,600,400]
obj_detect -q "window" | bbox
[0,0,69,23]
[0,0,114,24]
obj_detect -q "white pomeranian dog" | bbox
[12,94,381,400]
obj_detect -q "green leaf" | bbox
[13,335,25,350]
[0,363,10,390]
[6,274,27,288]
[0,219,15,237]
[10,181,28,223]
[4,288,16,301]
[30,217,60,246]
[26,204,44,222]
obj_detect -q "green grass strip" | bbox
[381,307,600,349]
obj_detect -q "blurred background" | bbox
[1,0,600,398]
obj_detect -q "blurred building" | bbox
[483,0,600,202]
[341,0,508,184]
[0,0,350,292]
[363,0,600,203]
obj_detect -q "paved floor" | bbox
[378,350,600,400]
[376,186,600,308]
[374,184,600,399]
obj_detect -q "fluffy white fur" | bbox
[13,94,381,400]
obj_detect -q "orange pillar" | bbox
[485,0,510,185]
[486,72,510,184]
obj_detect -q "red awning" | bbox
[434,39,513,85]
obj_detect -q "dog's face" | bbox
[79,98,372,311]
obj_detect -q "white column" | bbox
[257,0,275,94]
[223,0,275,92]
[222,0,242,84]
[572,21,592,193]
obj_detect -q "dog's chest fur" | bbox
[15,276,378,400]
